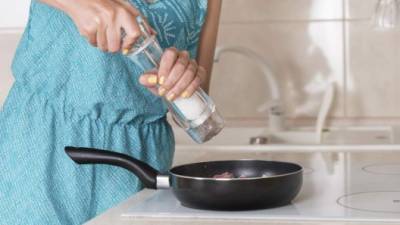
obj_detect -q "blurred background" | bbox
[1,0,400,126]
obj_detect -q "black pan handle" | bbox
[65,146,158,189]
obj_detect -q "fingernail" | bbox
[122,49,129,55]
[158,87,166,96]
[166,93,175,101]
[147,75,158,84]
[159,76,165,85]
[181,91,189,98]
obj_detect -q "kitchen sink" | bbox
[173,126,400,152]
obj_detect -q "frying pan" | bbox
[65,146,303,210]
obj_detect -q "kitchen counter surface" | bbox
[85,190,393,225]
[85,151,400,225]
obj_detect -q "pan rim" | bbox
[169,159,303,181]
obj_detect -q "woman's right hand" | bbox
[61,0,143,52]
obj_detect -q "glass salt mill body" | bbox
[124,17,224,143]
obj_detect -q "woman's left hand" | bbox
[139,48,206,101]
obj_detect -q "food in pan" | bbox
[212,172,249,178]
[212,172,235,178]
[212,172,271,179]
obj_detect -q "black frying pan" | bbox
[65,146,303,210]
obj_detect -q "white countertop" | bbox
[85,151,400,225]
[85,190,397,225]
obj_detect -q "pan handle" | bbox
[65,146,158,189]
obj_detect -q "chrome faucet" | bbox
[214,46,286,131]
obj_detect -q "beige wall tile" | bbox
[345,0,376,20]
[345,21,400,117]
[210,21,345,119]
[0,31,19,108]
[0,0,30,28]
[221,0,344,23]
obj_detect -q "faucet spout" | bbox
[214,45,285,131]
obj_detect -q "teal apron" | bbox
[0,0,207,224]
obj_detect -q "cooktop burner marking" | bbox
[337,191,400,214]
[362,163,400,175]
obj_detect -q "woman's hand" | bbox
[139,48,206,101]
[59,0,142,52]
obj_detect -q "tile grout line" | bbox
[220,18,372,25]
[342,0,348,118]
[0,27,24,33]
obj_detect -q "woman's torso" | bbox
[9,0,207,125]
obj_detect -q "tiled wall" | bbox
[0,32,19,107]
[210,0,400,122]
[1,0,399,123]
[0,0,29,107]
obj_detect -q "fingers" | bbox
[197,66,207,83]
[139,72,159,95]
[106,25,121,52]
[119,11,141,50]
[161,51,190,89]
[79,18,98,47]
[86,31,97,47]
[92,2,142,52]
[120,16,141,51]
[181,65,205,99]
[139,73,158,88]
[115,1,142,53]
[164,60,197,101]
[158,50,190,98]
[158,48,179,85]
[158,52,204,101]
[96,22,107,51]
[71,0,156,53]
[139,51,204,100]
